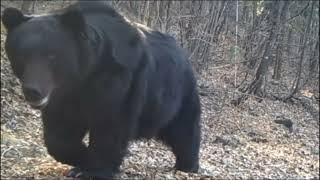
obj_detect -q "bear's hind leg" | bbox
[158,94,201,173]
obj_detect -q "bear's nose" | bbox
[22,86,43,103]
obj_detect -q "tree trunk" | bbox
[164,1,171,33]
[309,39,319,78]
[273,1,290,80]
[243,1,263,70]
[286,28,293,58]
[178,1,185,48]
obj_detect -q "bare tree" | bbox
[233,1,280,105]
[282,1,315,101]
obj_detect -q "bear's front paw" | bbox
[66,167,115,179]
[66,167,84,178]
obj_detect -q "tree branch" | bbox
[285,2,309,23]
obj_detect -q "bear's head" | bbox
[2,7,93,109]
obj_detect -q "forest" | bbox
[1,1,319,179]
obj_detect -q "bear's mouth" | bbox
[28,96,49,110]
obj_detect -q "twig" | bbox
[1,146,22,158]
[285,2,309,23]
[211,60,251,69]
[189,37,216,47]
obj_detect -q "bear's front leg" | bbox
[69,120,131,179]
[69,71,144,179]
[43,126,89,169]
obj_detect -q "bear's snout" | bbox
[22,85,50,109]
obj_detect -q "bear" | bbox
[2,1,201,179]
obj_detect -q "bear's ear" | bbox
[59,9,86,36]
[2,8,31,31]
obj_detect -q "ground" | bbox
[1,1,319,179]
